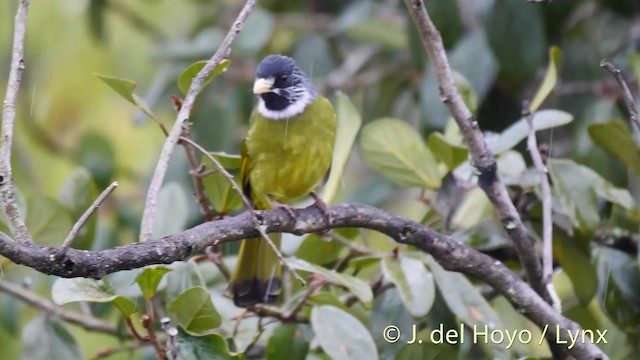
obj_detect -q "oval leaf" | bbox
[381,256,435,318]
[311,305,378,360]
[135,266,172,301]
[52,278,136,316]
[288,258,373,307]
[178,59,231,95]
[488,109,573,155]
[361,118,442,188]
[94,73,137,105]
[427,132,468,170]
[176,330,243,360]
[266,324,310,360]
[321,92,362,203]
[168,287,221,334]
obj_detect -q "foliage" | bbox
[1,0,640,359]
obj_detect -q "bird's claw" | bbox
[310,192,334,228]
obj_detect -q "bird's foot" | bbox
[310,192,334,228]
[268,195,297,219]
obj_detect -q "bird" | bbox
[228,54,337,307]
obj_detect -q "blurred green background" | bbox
[1,0,640,359]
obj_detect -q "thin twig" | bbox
[402,0,548,304]
[284,275,326,320]
[205,245,231,280]
[0,278,121,335]
[524,103,560,312]
[91,342,150,360]
[600,59,640,130]
[139,0,257,242]
[180,135,307,287]
[61,182,118,253]
[0,0,32,245]
[142,300,167,360]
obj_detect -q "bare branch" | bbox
[0,0,32,245]
[600,59,640,130]
[524,103,561,312]
[402,0,548,303]
[62,182,118,253]
[139,0,257,242]
[0,203,609,359]
[0,278,121,335]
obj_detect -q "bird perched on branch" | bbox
[228,54,337,307]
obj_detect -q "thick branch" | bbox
[0,0,33,245]
[139,0,256,241]
[402,0,548,303]
[0,278,121,335]
[0,203,607,359]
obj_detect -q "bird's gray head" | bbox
[253,54,317,120]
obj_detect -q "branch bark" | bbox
[402,0,549,303]
[138,0,257,241]
[600,60,640,130]
[0,0,33,246]
[0,203,607,359]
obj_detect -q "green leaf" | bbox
[94,73,156,119]
[426,257,502,328]
[427,132,468,170]
[169,287,221,334]
[51,278,136,316]
[201,171,243,214]
[295,234,345,265]
[177,59,231,95]
[288,258,373,307]
[588,120,640,178]
[135,266,172,301]
[165,261,206,304]
[487,0,546,80]
[23,316,82,360]
[25,196,73,246]
[176,330,244,360]
[321,92,362,203]
[266,325,310,360]
[310,305,378,360]
[548,159,634,234]
[554,233,597,306]
[595,247,640,332]
[94,73,137,105]
[381,256,435,318]
[530,47,562,112]
[152,182,190,239]
[360,118,442,188]
[488,109,573,155]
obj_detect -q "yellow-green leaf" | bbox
[168,287,221,334]
[288,258,373,308]
[588,120,640,178]
[427,132,468,170]
[135,266,172,301]
[94,73,137,105]
[178,59,230,95]
[361,118,442,188]
[321,92,361,203]
[530,46,562,112]
[51,278,136,317]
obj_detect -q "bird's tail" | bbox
[228,200,282,307]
